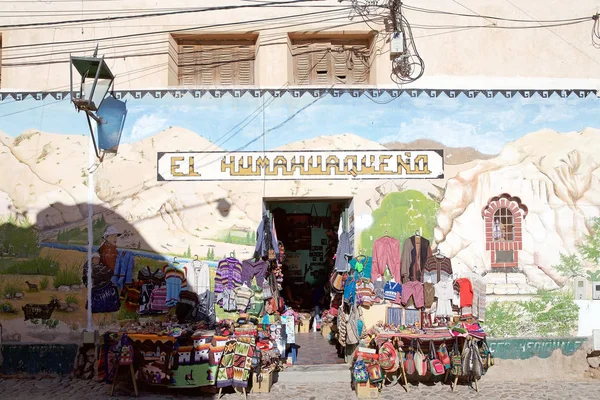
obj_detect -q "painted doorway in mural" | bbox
[265,197,353,365]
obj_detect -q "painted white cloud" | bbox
[130,114,168,141]
[385,117,508,154]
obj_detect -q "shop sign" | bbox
[487,337,587,360]
[157,150,444,181]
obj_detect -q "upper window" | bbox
[493,208,514,241]
[170,34,256,86]
[291,35,371,85]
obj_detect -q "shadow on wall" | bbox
[0,199,231,343]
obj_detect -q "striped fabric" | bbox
[215,257,243,296]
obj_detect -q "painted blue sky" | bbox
[0,93,598,154]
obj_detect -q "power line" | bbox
[0,7,350,51]
[402,3,593,24]
[2,14,359,67]
[1,10,351,61]
[0,0,327,29]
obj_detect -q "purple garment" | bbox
[214,257,243,296]
[241,259,269,287]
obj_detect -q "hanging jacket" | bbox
[214,257,243,296]
[188,260,210,295]
[334,231,351,272]
[253,213,278,261]
[111,250,134,290]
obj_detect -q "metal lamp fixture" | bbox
[70,45,122,161]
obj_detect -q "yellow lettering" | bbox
[171,157,185,176]
[290,155,305,176]
[269,155,292,176]
[377,155,393,174]
[304,156,326,175]
[221,155,235,174]
[413,155,431,174]
[360,155,376,174]
[188,156,201,176]
[343,155,358,174]
[325,155,340,175]
[397,154,411,175]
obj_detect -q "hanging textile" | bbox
[253,210,278,261]
[422,255,453,284]
[401,236,431,282]
[371,236,401,282]
[214,257,243,302]
[191,259,210,295]
[334,230,351,272]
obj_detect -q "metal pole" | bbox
[86,123,95,332]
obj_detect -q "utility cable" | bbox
[1,7,350,51]
[0,0,327,29]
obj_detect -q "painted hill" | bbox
[434,128,600,289]
[383,138,495,165]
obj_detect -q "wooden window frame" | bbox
[170,34,257,87]
[290,35,372,86]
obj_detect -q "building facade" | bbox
[1,1,600,345]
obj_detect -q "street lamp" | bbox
[70,46,124,161]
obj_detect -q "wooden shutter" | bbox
[350,47,369,84]
[314,42,330,85]
[199,45,216,85]
[179,44,196,86]
[294,45,312,85]
[219,47,234,85]
[332,47,348,84]
[236,45,254,85]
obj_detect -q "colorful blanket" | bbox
[216,340,255,388]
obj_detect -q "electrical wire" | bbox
[402,3,593,24]
[0,7,350,51]
[0,0,328,29]
[389,1,424,85]
[1,10,351,61]
[2,14,362,68]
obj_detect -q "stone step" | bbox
[277,363,351,383]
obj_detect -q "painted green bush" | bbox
[0,214,40,257]
[553,216,600,281]
[360,190,439,255]
[484,289,579,337]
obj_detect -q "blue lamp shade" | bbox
[96,96,127,153]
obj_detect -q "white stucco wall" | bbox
[575,300,600,337]
[1,0,600,90]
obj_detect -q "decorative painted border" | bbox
[0,88,596,102]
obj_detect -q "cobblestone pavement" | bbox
[1,378,600,400]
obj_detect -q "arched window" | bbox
[493,208,514,241]
[482,194,528,269]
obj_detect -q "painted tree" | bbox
[553,216,600,281]
[360,190,439,255]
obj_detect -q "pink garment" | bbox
[401,281,424,309]
[371,236,401,282]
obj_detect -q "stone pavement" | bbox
[1,378,600,400]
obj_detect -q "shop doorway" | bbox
[265,197,354,365]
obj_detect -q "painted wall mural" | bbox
[0,90,599,342]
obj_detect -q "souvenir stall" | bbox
[325,230,493,397]
[94,211,291,396]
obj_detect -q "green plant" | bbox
[0,301,15,313]
[2,279,20,298]
[39,276,50,290]
[360,190,439,255]
[42,319,59,329]
[65,294,79,305]
[483,301,522,337]
[553,253,584,278]
[579,216,600,265]
[0,214,40,257]
[485,290,579,338]
[53,264,82,288]
[0,256,60,275]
